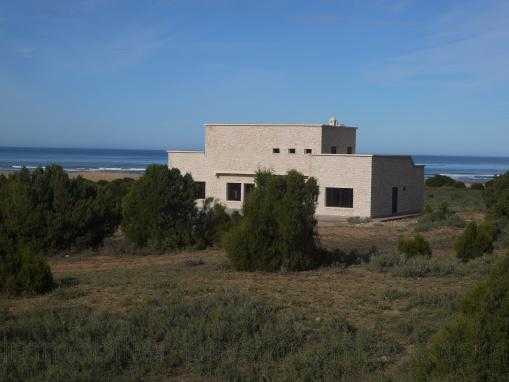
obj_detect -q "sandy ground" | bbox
[0,170,142,182]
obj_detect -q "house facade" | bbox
[168,119,424,218]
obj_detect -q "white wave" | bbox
[436,173,497,180]
[11,165,43,169]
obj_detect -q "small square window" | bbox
[331,146,337,154]
[305,149,312,154]
[227,183,241,201]
[273,148,280,153]
[288,148,296,154]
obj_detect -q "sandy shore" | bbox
[0,170,142,182]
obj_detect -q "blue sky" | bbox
[1,0,508,155]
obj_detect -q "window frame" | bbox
[226,182,242,201]
[325,187,354,208]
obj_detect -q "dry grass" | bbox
[4,218,488,369]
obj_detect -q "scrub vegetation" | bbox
[1,167,509,380]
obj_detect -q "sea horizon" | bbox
[1,146,509,182]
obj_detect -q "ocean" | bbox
[1,147,508,182]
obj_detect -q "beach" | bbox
[0,170,142,182]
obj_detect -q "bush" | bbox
[224,170,320,272]
[426,175,465,188]
[470,182,485,190]
[398,234,432,259]
[484,172,509,220]
[122,165,197,249]
[0,165,121,254]
[0,246,54,295]
[193,198,231,249]
[425,187,486,213]
[454,221,495,262]
[96,178,135,232]
[416,202,465,231]
[413,253,509,381]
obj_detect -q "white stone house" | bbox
[168,118,424,218]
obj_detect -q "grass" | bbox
[1,187,503,380]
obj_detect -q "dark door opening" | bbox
[392,187,398,214]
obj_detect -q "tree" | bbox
[0,165,122,253]
[425,175,465,188]
[122,165,196,249]
[454,221,495,262]
[224,170,320,272]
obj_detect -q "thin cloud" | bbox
[363,1,509,89]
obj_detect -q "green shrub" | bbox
[193,198,231,249]
[398,234,432,259]
[96,177,135,232]
[425,187,486,213]
[416,202,465,231]
[426,175,465,188]
[413,253,509,381]
[122,165,196,249]
[0,166,121,254]
[224,170,320,272]
[321,247,379,267]
[454,221,495,262]
[484,172,509,221]
[0,246,54,295]
[470,182,485,190]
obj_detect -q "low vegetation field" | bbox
[0,187,505,380]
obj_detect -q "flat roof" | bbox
[204,123,358,129]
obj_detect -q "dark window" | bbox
[194,181,206,199]
[273,148,280,153]
[347,146,353,154]
[227,183,241,201]
[305,149,312,154]
[325,187,353,208]
[288,148,296,154]
[331,146,337,154]
[244,183,254,199]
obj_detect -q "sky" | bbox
[1,0,508,156]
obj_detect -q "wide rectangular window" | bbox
[194,181,206,199]
[288,148,296,154]
[273,148,280,153]
[305,148,312,154]
[331,146,337,154]
[244,183,254,199]
[227,183,241,201]
[325,187,353,208]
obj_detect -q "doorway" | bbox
[392,187,398,214]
